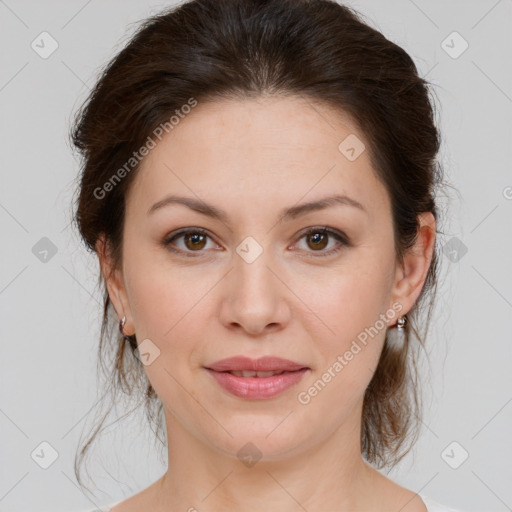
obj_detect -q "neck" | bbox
[151,405,381,511]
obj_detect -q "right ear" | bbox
[95,234,131,326]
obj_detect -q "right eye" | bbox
[163,228,221,257]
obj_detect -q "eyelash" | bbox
[163,226,349,259]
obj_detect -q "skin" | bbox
[97,95,436,511]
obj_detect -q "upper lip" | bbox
[205,356,309,372]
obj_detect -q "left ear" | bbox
[390,211,437,316]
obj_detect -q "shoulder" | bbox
[420,495,466,512]
[365,467,464,512]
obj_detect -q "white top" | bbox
[420,495,464,511]
[82,494,464,511]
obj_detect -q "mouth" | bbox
[220,369,291,378]
[204,367,309,400]
[204,355,309,373]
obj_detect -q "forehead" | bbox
[127,95,390,224]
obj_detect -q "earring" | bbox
[119,315,127,335]
[386,313,407,350]
[119,315,136,346]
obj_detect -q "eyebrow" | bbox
[147,193,367,223]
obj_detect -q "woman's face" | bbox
[102,96,432,461]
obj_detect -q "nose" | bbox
[218,248,291,337]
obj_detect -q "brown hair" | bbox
[70,0,446,492]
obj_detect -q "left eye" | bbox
[293,227,348,257]
[163,227,348,258]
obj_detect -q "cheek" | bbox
[124,265,209,406]
[295,261,391,393]
[123,254,218,392]
[123,242,209,338]
[298,280,388,416]
[301,263,391,341]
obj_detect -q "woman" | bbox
[71,0,463,510]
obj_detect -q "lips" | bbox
[203,356,310,399]
[204,356,308,373]
[227,370,286,378]
[205,368,309,399]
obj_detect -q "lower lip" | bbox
[205,368,309,399]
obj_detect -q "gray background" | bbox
[1,0,511,511]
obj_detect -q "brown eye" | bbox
[163,228,218,257]
[294,227,349,258]
[183,231,207,251]
[306,230,329,251]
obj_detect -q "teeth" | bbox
[229,370,285,378]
